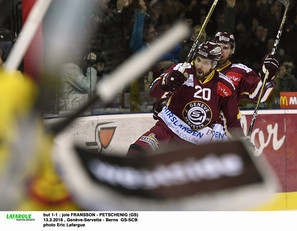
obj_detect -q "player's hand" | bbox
[153,98,168,120]
[259,53,280,82]
[161,70,187,92]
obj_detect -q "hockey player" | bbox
[127,41,244,156]
[213,31,280,106]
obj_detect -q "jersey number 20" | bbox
[194,86,211,101]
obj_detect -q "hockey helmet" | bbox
[213,31,236,54]
[196,41,221,69]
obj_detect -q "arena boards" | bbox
[48,109,297,210]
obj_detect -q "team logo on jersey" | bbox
[140,133,159,150]
[182,101,212,130]
[226,72,242,86]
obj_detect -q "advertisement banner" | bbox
[280,92,297,109]
[241,110,297,210]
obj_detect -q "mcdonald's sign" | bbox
[280,92,297,109]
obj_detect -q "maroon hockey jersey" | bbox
[150,62,243,136]
[217,61,275,105]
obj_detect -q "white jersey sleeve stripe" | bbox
[218,72,236,90]
[249,81,263,99]
[260,87,274,102]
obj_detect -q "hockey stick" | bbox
[4,0,53,71]
[49,22,190,135]
[179,0,219,73]
[248,0,290,137]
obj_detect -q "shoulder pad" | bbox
[173,63,192,71]
[218,72,235,90]
[231,63,252,73]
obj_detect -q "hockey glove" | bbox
[153,98,168,120]
[161,70,187,92]
[259,53,280,82]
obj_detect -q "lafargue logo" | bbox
[85,122,116,153]
[182,101,212,130]
[6,213,35,221]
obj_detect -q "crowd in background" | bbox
[85,0,297,112]
[1,0,297,114]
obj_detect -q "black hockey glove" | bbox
[153,98,168,120]
[259,53,280,82]
[161,70,187,92]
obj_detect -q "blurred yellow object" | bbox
[249,192,297,211]
[19,134,80,211]
[0,71,37,164]
[0,70,79,211]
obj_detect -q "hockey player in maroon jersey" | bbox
[213,32,280,105]
[127,41,245,156]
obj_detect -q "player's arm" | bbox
[149,76,165,98]
[221,94,244,138]
[218,79,244,137]
[149,64,187,98]
[240,69,275,103]
[240,54,280,102]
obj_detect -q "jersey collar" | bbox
[199,70,215,84]
[216,60,232,72]
[191,60,216,84]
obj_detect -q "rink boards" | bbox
[47,109,297,210]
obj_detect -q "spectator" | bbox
[217,0,236,33]
[155,22,182,70]
[178,24,208,62]
[283,14,297,66]
[91,0,134,76]
[129,0,181,83]
[129,2,156,53]
[265,37,284,59]
[277,56,297,92]
[147,0,163,26]
[160,0,186,25]
[235,0,253,28]
[39,0,297,114]
[267,55,297,108]
[183,0,201,26]
[252,0,270,20]
[128,0,150,111]
[58,45,98,114]
[264,1,282,39]
[247,24,268,70]
[232,20,252,64]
